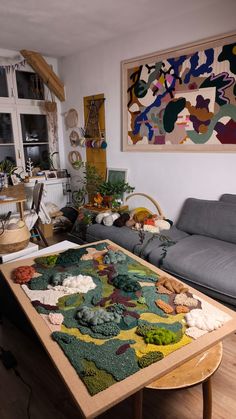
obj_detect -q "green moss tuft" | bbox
[112,274,141,292]
[103,250,126,264]
[137,296,146,304]
[29,274,51,290]
[50,271,68,286]
[52,332,138,385]
[138,351,164,368]
[55,248,87,266]
[76,305,121,326]
[136,323,155,337]
[145,328,179,345]
[91,322,120,337]
[34,254,58,268]
[107,303,126,315]
[81,360,116,395]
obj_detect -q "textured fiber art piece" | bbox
[16,242,231,396]
[122,33,236,151]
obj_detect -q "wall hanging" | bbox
[68,150,82,168]
[64,108,79,130]
[0,54,26,72]
[83,94,107,180]
[122,32,236,152]
[69,130,80,147]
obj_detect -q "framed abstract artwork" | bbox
[122,32,236,152]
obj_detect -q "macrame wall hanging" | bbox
[84,97,105,139]
[0,54,26,72]
[83,93,107,180]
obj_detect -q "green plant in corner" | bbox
[98,180,135,198]
[72,161,104,204]
[0,158,17,176]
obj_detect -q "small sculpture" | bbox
[26,157,34,177]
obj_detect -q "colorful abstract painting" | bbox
[122,34,236,151]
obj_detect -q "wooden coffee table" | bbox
[0,240,235,419]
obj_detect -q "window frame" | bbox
[0,63,51,171]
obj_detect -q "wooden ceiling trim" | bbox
[20,49,65,102]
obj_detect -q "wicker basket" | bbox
[0,224,30,254]
[44,101,57,113]
[125,193,165,219]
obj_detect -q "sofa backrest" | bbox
[176,198,236,244]
[220,194,236,204]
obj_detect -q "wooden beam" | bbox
[20,49,65,102]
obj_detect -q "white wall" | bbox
[59,0,236,221]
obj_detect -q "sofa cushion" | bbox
[220,194,236,204]
[176,198,236,244]
[85,224,189,264]
[162,234,236,300]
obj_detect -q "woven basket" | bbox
[0,224,30,254]
[125,193,165,219]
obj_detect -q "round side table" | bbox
[145,341,223,419]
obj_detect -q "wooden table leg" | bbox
[18,202,25,220]
[202,378,212,419]
[133,390,143,419]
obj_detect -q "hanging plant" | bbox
[44,89,57,113]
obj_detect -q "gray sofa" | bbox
[69,194,236,307]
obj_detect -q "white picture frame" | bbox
[106,168,128,183]
[44,170,57,180]
[106,168,128,202]
[10,174,20,185]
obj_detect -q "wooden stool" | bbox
[144,341,223,419]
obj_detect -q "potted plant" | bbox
[72,161,104,205]
[0,158,18,188]
[98,180,135,207]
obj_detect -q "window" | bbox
[21,114,48,142]
[0,106,19,165]
[0,62,51,171]
[0,113,14,142]
[0,69,8,97]
[16,70,44,100]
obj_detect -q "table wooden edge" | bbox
[1,239,236,419]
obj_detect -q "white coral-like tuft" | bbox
[185,308,229,332]
[50,274,96,294]
[48,312,64,325]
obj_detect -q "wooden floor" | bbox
[0,233,236,419]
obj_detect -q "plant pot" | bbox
[102,195,113,208]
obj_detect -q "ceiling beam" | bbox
[20,49,65,102]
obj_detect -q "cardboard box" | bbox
[38,221,53,238]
